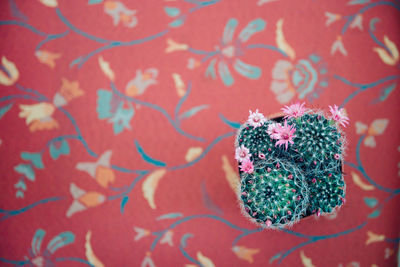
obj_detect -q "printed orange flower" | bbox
[53,78,84,107]
[18,103,59,132]
[35,50,61,69]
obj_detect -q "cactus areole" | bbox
[235,104,348,229]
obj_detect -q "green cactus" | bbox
[236,107,347,228]
[305,170,345,216]
[236,122,280,163]
[239,159,308,228]
[288,113,342,172]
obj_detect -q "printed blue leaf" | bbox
[233,59,262,80]
[134,139,166,167]
[120,196,129,214]
[369,18,380,32]
[347,0,370,5]
[32,229,46,256]
[238,18,266,43]
[14,180,27,191]
[110,102,134,135]
[49,140,70,160]
[169,18,184,28]
[21,152,44,169]
[69,57,82,68]
[218,60,234,87]
[364,197,378,208]
[88,0,103,4]
[201,181,223,215]
[222,18,238,45]
[164,7,180,17]
[156,213,183,221]
[47,232,75,254]
[269,253,281,264]
[178,105,209,120]
[0,103,13,119]
[14,164,35,181]
[180,233,194,248]
[16,190,24,198]
[205,58,217,80]
[372,83,396,103]
[368,209,381,218]
[219,113,240,129]
[97,89,113,119]
[9,0,28,21]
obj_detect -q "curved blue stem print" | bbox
[0,20,70,52]
[345,135,400,194]
[335,74,400,108]
[341,1,400,35]
[0,196,65,222]
[110,81,205,142]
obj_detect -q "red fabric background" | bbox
[0,0,399,266]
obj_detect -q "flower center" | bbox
[281,133,289,140]
[253,117,260,123]
[240,152,246,157]
[221,45,235,58]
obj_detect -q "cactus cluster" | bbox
[235,104,348,228]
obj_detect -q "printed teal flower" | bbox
[206,18,265,86]
[270,54,329,104]
[27,229,75,266]
[97,89,134,134]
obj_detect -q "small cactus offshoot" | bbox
[235,103,348,228]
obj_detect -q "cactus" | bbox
[239,159,308,228]
[235,104,348,228]
[287,113,342,172]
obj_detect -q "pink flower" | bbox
[274,120,296,150]
[258,153,265,159]
[281,102,307,119]
[267,122,281,139]
[334,153,340,160]
[235,145,251,162]
[240,159,254,174]
[247,109,266,128]
[329,105,349,127]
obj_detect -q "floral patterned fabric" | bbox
[0,0,399,266]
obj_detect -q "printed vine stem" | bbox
[179,233,204,266]
[0,20,70,51]
[1,1,221,68]
[341,1,400,35]
[57,0,221,69]
[0,256,93,266]
[108,131,235,200]
[0,196,65,222]
[187,42,288,63]
[345,135,400,194]
[110,81,206,142]
[334,74,400,108]
[146,213,368,265]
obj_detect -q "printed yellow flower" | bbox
[232,246,260,264]
[19,103,55,124]
[366,231,385,245]
[165,38,188,53]
[0,56,19,86]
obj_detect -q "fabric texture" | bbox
[0,0,399,266]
